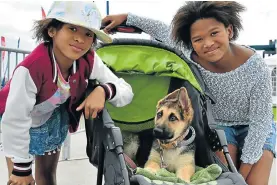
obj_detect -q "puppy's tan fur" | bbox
[144,87,195,182]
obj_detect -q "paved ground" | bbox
[0,131,98,185]
[0,130,276,185]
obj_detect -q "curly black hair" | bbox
[171,1,246,49]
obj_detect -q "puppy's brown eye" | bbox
[157,111,163,119]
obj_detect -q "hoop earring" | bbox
[229,34,233,40]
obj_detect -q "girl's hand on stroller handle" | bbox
[7,174,35,185]
[102,14,142,34]
[102,14,128,33]
[76,86,105,119]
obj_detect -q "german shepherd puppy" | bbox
[144,87,195,182]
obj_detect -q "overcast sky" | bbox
[0,0,276,50]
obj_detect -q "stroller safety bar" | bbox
[214,129,238,173]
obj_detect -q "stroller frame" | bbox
[85,107,237,185]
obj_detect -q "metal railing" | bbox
[250,39,277,58]
[0,46,30,81]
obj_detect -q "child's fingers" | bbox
[104,21,117,33]
[84,106,91,119]
[76,100,86,111]
[91,106,104,118]
[7,181,16,185]
[102,15,111,24]
[91,109,98,119]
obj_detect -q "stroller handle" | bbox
[101,108,114,126]
[101,21,142,34]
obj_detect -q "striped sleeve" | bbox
[1,66,37,176]
[100,83,116,100]
[12,162,33,176]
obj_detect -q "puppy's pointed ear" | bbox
[156,89,180,109]
[178,87,193,122]
[178,87,189,111]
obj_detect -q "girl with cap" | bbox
[0,1,133,185]
[103,2,275,185]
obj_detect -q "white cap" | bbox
[47,1,112,43]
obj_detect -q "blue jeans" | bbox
[217,122,276,158]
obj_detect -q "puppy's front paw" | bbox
[176,165,195,183]
[176,172,191,183]
[144,167,159,174]
[178,176,191,183]
[144,161,160,174]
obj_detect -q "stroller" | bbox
[84,37,247,185]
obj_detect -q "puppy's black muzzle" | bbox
[153,126,173,140]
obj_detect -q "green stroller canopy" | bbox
[97,44,202,132]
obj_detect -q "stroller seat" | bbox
[84,39,247,185]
